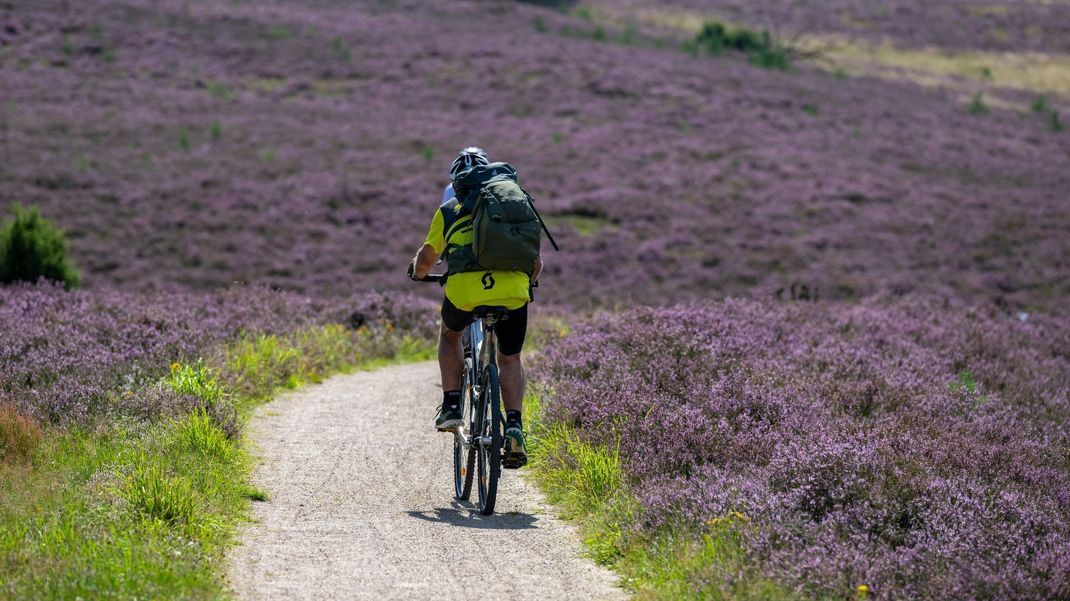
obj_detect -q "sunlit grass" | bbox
[552,213,615,238]
[223,323,434,401]
[0,419,244,599]
[806,36,1070,99]
[622,6,1070,104]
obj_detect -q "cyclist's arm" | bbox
[531,255,543,284]
[412,244,438,280]
[414,209,446,279]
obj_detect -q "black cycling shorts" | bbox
[441,297,528,356]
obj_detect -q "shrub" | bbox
[969,92,989,114]
[0,404,43,463]
[0,204,80,288]
[693,20,790,70]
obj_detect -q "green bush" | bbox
[0,203,80,288]
[693,20,790,70]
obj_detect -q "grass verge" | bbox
[525,388,803,600]
[0,323,434,599]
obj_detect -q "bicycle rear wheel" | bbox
[476,364,502,515]
[453,369,475,500]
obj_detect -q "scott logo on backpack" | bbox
[447,162,559,275]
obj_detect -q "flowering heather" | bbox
[0,282,436,425]
[536,299,1070,598]
[1,0,1067,311]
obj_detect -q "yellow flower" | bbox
[728,511,750,523]
[170,362,181,373]
[705,511,751,529]
[856,584,870,598]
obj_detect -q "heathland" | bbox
[2,0,1068,599]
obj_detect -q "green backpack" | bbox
[448,162,558,275]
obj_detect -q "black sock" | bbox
[506,410,522,429]
[443,390,461,409]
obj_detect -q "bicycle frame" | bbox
[412,271,508,514]
[456,315,499,453]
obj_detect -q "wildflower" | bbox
[170,362,181,373]
[705,511,750,529]
[856,584,870,598]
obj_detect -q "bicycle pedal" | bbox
[502,453,527,469]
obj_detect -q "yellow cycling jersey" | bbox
[425,203,531,312]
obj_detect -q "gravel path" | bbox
[227,361,626,600]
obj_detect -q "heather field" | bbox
[2,0,1068,309]
[2,0,1070,598]
[533,298,1070,598]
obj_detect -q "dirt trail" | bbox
[227,361,625,600]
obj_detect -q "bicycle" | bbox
[417,272,511,515]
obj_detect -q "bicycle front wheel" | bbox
[476,364,502,516]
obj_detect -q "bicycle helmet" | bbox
[449,147,490,181]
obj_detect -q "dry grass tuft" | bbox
[0,404,43,463]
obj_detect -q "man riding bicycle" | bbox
[409,148,542,467]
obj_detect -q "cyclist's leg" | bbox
[437,298,474,430]
[497,352,524,413]
[494,304,528,413]
[496,305,529,467]
[439,297,474,389]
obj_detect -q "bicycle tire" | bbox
[476,363,502,515]
[453,369,475,500]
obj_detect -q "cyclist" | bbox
[409,148,542,467]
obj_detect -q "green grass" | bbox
[526,388,804,600]
[0,321,435,599]
[207,81,231,100]
[0,417,247,600]
[222,323,434,401]
[177,127,192,151]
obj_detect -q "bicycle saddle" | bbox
[472,305,510,321]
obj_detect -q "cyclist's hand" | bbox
[407,261,419,281]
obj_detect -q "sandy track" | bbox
[227,361,625,600]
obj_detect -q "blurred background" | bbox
[2,0,1067,310]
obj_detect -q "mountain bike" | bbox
[417,273,508,515]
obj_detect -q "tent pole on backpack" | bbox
[526,202,560,252]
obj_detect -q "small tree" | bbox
[0,203,81,289]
